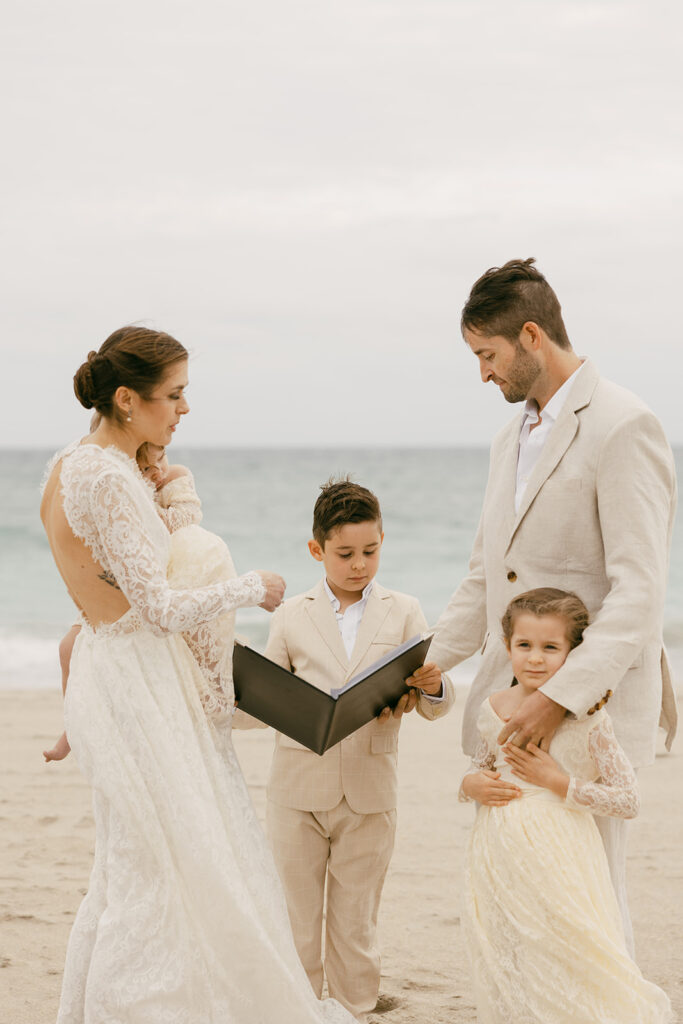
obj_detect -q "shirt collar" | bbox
[323,577,374,612]
[521,361,584,429]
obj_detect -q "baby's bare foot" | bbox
[43,733,71,762]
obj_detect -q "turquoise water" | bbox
[2,447,681,689]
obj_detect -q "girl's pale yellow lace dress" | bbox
[463,697,672,1024]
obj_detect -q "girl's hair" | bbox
[501,587,589,651]
[73,326,187,423]
[136,441,165,465]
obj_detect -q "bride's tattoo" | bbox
[98,570,121,590]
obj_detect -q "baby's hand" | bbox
[156,464,190,490]
[405,661,443,696]
[462,769,522,806]
[502,743,569,798]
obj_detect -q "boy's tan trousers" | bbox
[266,796,396,1021]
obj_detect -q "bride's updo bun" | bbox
[73,351,105,410]
[73,327,187,421]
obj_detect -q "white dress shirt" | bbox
[324,577,374,658]
[515,362,584,513]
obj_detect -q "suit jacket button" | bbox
[507,570,517,582]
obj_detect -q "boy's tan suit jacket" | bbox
[265,580,455,814]
[429,359,677,767]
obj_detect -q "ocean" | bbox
[2,447,682,691]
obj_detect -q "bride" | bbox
[40,326,356,1024]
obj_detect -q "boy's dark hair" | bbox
[312,476,382,546]
[501,587,589,651]
[461,257,571,350]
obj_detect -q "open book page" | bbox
[330,634,428,699]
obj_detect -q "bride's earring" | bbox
[126,409,132,423]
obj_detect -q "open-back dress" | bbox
[47,442,355,1024]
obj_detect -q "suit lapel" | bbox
[506,359,599,550]
[493,418,522,547]
[346,584,392,679]
[304,580,349,674]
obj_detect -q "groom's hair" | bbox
[461,258,571,350]
[312,476,382,546]
[502,588,589,651]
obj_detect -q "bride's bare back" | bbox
[41,450,131,628]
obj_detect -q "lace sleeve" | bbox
[566,713,640,819]
[155,473,203,532]
[458,731,496,803]
[89,468,266,636]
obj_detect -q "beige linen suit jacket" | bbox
[265,580,455,814]
[429,360,677,767]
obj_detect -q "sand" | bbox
[1,688,681,1023]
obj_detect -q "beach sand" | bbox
[2,689,681,1023]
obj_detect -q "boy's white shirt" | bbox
[323,577,374,658]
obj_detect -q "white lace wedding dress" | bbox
[463,698,672,1024]
[48,443,356,1024]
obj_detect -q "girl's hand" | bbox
[462,769,522,806]
[405,662,443,696]
[502,743,569,798]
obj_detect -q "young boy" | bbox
[264,478,454,1022]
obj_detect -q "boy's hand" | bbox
[405,661,443,696]
[502,743,569,798]
[462,769,522,806]
[377,689,418,722]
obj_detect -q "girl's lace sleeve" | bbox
[458,732,496,803]
[566,714,640,819]
[89,468,266,636]
[155,473,203,532]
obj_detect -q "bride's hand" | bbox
[257,572,286,612]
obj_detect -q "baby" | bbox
[136,442,203,531]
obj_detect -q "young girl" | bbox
[44,442,243,761]
[461,587,672,1024]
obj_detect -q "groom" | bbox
[429,257,677,949]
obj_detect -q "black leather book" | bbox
[232,634,433,755]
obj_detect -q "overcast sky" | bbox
[3,0,682,448]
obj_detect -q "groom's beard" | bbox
[498,347,541,404]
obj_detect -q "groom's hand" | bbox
[496,690,566,751]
